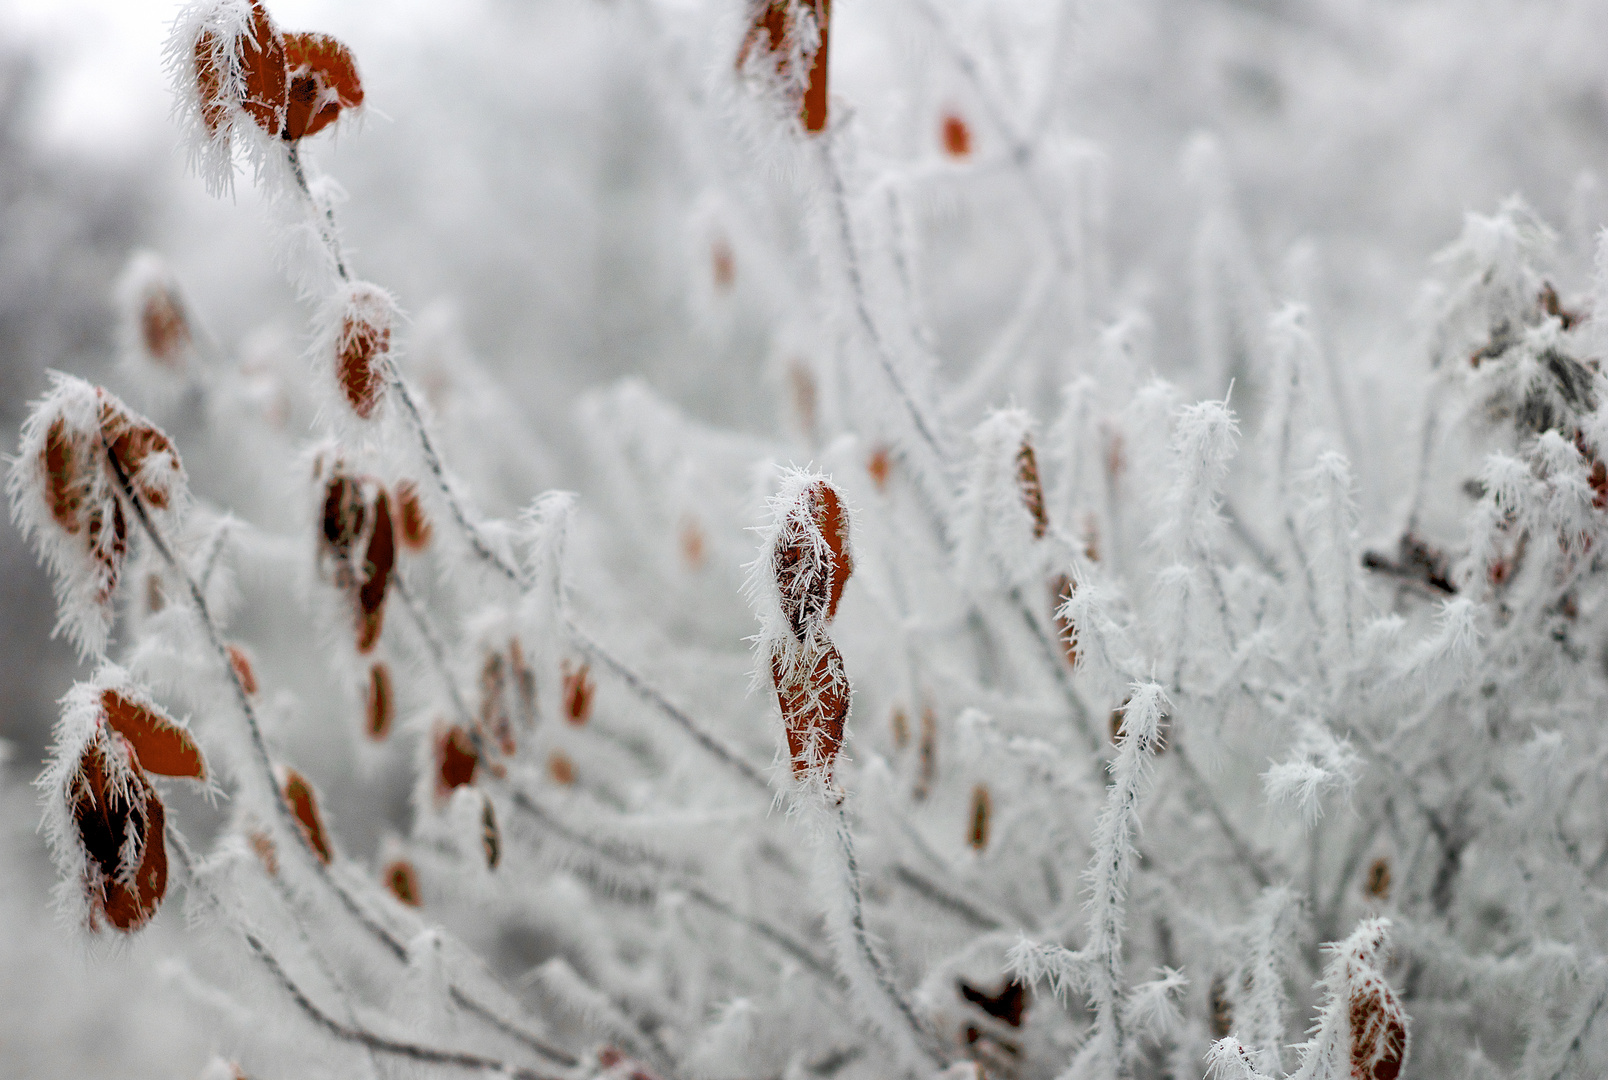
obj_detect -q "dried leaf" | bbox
[355,487,394,653]
[365,662,394,740]
[435,725,479,803]
[1015,440,1048,540]
[101,689,206,780]
[281,767,332,864]
[283,31,363,141]
[395,479,433,551]
[772,640,849,780]
[941,112,971,158]
[562,661,594,725]
[481,796,500,870]
[227,645,258,696]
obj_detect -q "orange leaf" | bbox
[365,662,394,740]
[395,480,433,551]
[383,859,421,906]
[101,689,206,780]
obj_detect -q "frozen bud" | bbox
[562,660,594,725]
[227,644,258,696]
[941,112,972,158]
[434,724,480,805]
[867,444,892,492]
[547,750,576,786]
[890,705,909,749]
[384,859,421,907]
[320,282,398,421]
[1302,920,1409,1080]
[1349,973,1408,1080]
[1016,439,1049,539]
[481,795,501,870]
[680,516,706,571]
[967,784,992,850]
[770,640,849,781]
[117,254,195,373]
[1364,857,1392,900]
[770,476,853,643]
[278,765,333,864]
[394,479,433,551]
[355,486,394,653]
[282,31,363,141]
[365,662,394,740]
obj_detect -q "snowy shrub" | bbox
[14,2,1608,1079]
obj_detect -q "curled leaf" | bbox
[283,31,363,141]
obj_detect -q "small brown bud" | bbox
[355,487,394,653]
[384,859,421,907]
[548,750,576,786]
[562,661,594,725]
[394,480,433,551]
[890,706,909,750]
[365,662,394,741]
[967,784,991,850]
[139,286,192,369]
[1015,439,1048,540]
[435,725,480,804]
[227,645,258,696]
[867,444,891,492]
[914,704,937,801]
[1364,857,1391,901]
[941,112,971,158]
[281,767,333,864]
[680,517,707,571]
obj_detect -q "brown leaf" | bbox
[1016,439,1048,540]
[227,645,258,696]
[249,828,279,877]
[1349,976,1408,1080]
[435,725,480,803]
[282,767,332,864]
[68,733,167,932]
[365,662,394,740]
[548,750,576,786]
[941,112,971,158]
[395,480,433,551]
[283,31,363,141]
[337,307,390,419]
[101,689,206,780]
[320,472,367,567]
[737,0,831,133]
[237,1,288,136]
[42,416,87,534]
[99,398,179,510]
[355,487,394,653]
[562,661,594,725]
[140,287,191,368]
[774,480,853,640]
[384,859,421,907]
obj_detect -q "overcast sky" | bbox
[0,0,456,156]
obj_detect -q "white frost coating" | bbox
[954,408,1047,591]
[1263,726,1360,826]
[1155,399,1238,562]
